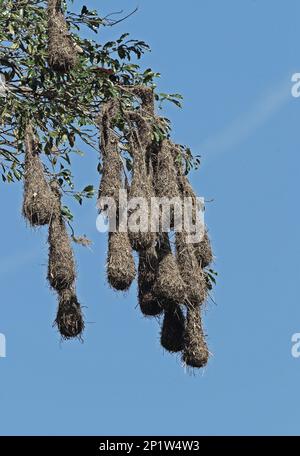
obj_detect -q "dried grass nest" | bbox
[160,306,185,353]
[138,243,163,317]
[153,233,186,305]
[98,101,122,208]
[55,287,84,339]
[22,124,56,226]
[128,128,155,251]
[47,0,78,72]
[107,231,136,291]
[47,182,76,292]
[182,305,209,368]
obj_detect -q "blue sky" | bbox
[0,0,299,436]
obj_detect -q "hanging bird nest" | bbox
[98,101,122,210]
[155,139,180,200]
[174,145,201,229]
[47,0,78,72]
[160,305,185,353]
[182,305,209,368]
[138,243,163,317]
[100,101,136,292]
[47,183,76,292]
[154,139,181,229]
[153,233,186,305]
[176,166,213,269]
[175,231,207,306]
[171,146,210,306]
[22,124,56,226]
[128,121,155,251]
[107,231,136,291]
[55,287,84,339]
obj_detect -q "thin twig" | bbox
[105,7,139,26]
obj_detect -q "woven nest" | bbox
[138,244,163,317]
[194,230,213,268]
[155,139,180,200]
[47,0,77,72]
[98,101,122,209]
[160,306,185,353]
[128,126,155,251]
[22,124,56,226]
[55,287,84,339]
[47,184,76,292]
[177,169,213,268]
[107,231,136,291]
[153,140,181,229]
[175,231,207,306]
[182,305,209,368]
[153,233,186,305]
[171,150,209,306]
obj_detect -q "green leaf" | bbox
[83,185,94,193]
[61,206,74,221]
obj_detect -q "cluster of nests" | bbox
[98,88,214,370]
[22,124,84,339]
[22,2,215,369]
